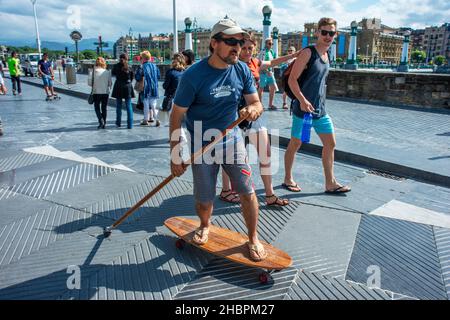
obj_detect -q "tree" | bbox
[411,50,426,63]
[81,49,97,60]
[433,55,446,66]
[336,57,343,63]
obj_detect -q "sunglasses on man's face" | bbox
[320,30,337,37]
[215,37,246,47]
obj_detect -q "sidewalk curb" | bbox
[18,77,450,188]
[271,134,450,188]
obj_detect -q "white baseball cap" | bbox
[210,18,249,38]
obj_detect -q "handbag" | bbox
[161,95,173,111]
[88,69,95,104]
[134,67,144,92]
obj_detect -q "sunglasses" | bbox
[320,30,337,37]
[215,36,246,47]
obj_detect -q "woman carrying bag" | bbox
[88,57,112,129]
[162,52,186,112]
[135,51,161,127]
[111,53,135,129]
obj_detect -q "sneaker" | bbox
[140,120,150,126]
[13,90,16,96]
[149,119,155,123]
[156,120,161,127]
[0,120,3,136]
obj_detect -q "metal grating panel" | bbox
[0,205,108,267]
[0,188,18,201]
[9,163,115,199]
[346,215,447,300]
[285,271,396,300]
[59,234,211,300]
[0,152,53,172]
[174,257,298,300]
[434,227,450,299]
[272,203,361,280]
[367,169,405,181]
[212,197,300,244]
[85,177,194,224]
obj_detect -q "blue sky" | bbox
[0,0,448,43]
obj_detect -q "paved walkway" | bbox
[15,72,450,187]
[0,80,449,300]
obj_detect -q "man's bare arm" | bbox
[240,92,263,121]
[288,49,315,113]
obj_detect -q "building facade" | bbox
[114,36,139,59]
[354,18,405,64]
[423,23,450,61]
[280,32,302,55]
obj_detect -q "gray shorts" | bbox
[192,139,254,203]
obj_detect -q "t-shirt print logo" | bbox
[210,85,236,98]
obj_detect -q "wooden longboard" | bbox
[164,217,292,271]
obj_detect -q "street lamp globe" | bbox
[350,21,358,28]
[262,5,272,15]
[184,17,192,26]
[273,27,279,33]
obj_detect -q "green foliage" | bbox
[81,49,97,60]
[411,50,426,63]
[433,55,446,66]
[336,57,343,63]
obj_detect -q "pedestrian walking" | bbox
[257,38,278,110]
[7,52,21,96]
[111,53,135,129]
[135,51,161,127]
[162,52,186,112]
[0,63,7,95]
[88,57,112,129]
[283,17,351,194]
[38,53,59,100]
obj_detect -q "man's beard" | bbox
[219,50,239,65]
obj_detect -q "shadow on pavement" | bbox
[81,139,169,152]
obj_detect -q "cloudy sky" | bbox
[0,0,448,43]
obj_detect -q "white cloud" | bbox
[0,0,448,43]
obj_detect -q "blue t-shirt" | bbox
[174,58,256,148]
[38,60,52,75]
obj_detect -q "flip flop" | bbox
[219,190,241,203]
[325,185,351,194]
[282,183,302,192]
[192,227,209,245]
[247,242,268,262]
[266,194,289,206]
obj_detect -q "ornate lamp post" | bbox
[262,5,272,48]
[272,26,279,57]
[397,30,411,72]
[70,30,83,63]
[345,21,358,70]
[184,17,193,51]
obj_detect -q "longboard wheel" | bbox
[175,239,185,249]
[259,272,270,284]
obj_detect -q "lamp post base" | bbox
[397,65,409,72]
[344,63,358,70]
